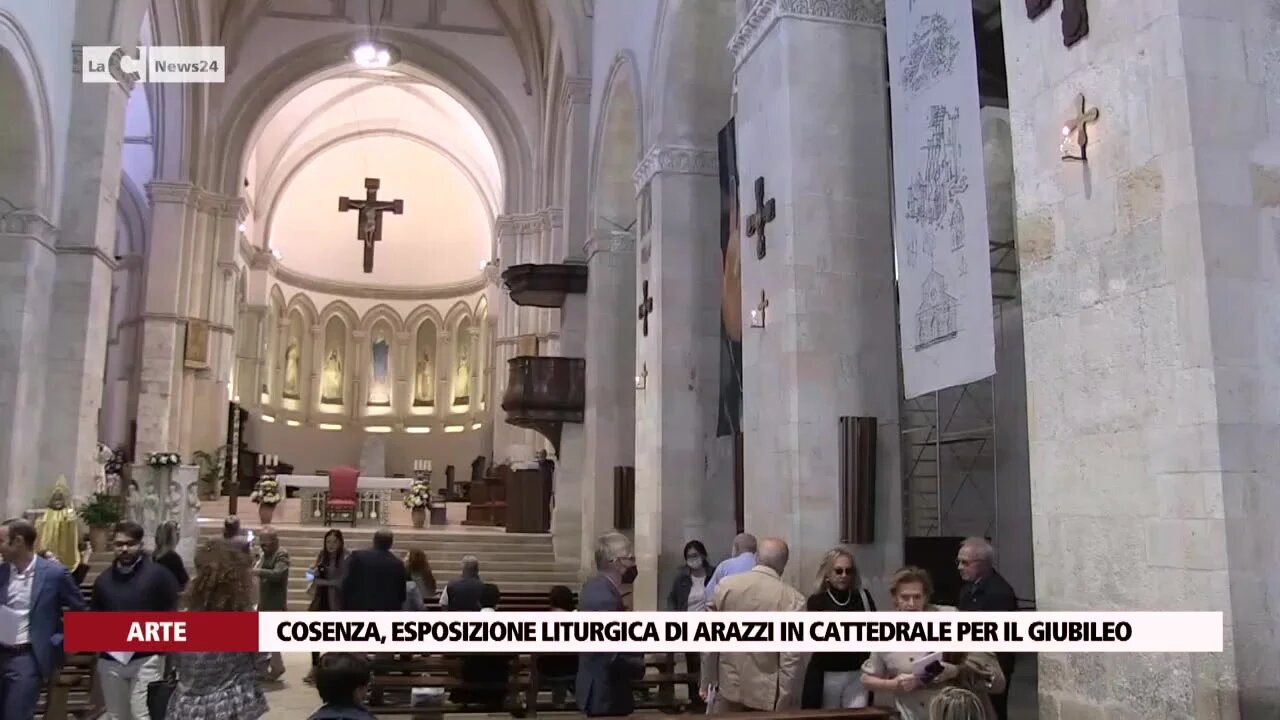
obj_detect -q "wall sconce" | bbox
[1061,93,1099,162]
[750,290,769,328]
[261,414,276,423]
[471,422,482,430]
[318,423,343,431]
[405,426,431,434]
[634,363,648,390]
[444,425,465,433]
[285,419,301,427]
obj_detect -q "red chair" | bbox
[325,466,359,526]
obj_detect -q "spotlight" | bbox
[350,41,398,69]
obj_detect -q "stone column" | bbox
[631,146,737,609]
[732,0,902,589]
[235,304,266,404]
[136,182,197,457]
[0,212,58,516]
[37,75,132,499]
[1002,1,1280,715]
[580,228,636,572]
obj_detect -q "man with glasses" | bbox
[576,531,643,717]
[90,520,180,719]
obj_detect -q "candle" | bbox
[426,460,432,472]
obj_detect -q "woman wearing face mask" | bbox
[802,547,876,709]
[666,540,716,707]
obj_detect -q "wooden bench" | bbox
[368,651,698,717]
[421,590,575,613]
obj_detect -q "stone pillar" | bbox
[732,0,902,589]
[553,288,587,567]
[562,77,593,264]
[1002,1,1280,715]
[136,182,197,456]
[0,212,58,516]
[38,76,132,499]
[580,228,636,572]
[235,304,267,404]
[631,146,737,609]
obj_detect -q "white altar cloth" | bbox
[279,475,413,491]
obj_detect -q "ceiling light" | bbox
[261,414,275,423]
[444,425,464,433]
[350,41,398,69]
[405,427,431,434]
[270,247,282,260]
[318,423,343,431]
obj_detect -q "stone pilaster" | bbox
[630,145,737,609]
[1002,0,1280,715]
[732,0,903,590]
[0,212,58,516]
[580,228,636,573]
[235,304,267,404]
[136,181,197,456]
[38,76,132,500]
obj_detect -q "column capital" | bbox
[730,0,885,70]
[633,145,719,194]
[561,75,592,115]
[146,181,197,206]
[495,209,562,238]
[584,228,635,260]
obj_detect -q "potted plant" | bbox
[191,447,227,500]
[250,476,282,524]
[79,492,124,551]
[403,477,431,528]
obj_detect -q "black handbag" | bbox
[147,656,177,719]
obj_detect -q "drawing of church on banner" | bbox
[916,270,958,350]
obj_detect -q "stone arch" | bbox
[209,29,533,213]
[404,304,446,335]
[648,0,736,147]
[591,51,644,231]
[267,284,287,318]
[283,293,318,326]
[116,174,150,258]
[0,10,54,216]
[443,299,475,334]
[317,299,359,332]
[359,304,405,335]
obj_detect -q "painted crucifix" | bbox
[338,177,404,273]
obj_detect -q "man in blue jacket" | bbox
[576,531,644,717]
[0,518,87,719]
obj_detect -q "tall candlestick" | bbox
[426,460,432,472]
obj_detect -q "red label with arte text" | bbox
[64,612,260,653]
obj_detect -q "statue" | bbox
[453,335,471,403]
[322,349,344,402]
[283,336,301,397]
[35,477,80,568]
[94,442,115,493]
[414,350,434,405]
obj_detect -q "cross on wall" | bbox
[745,176,776,260]
[637,281,654,337]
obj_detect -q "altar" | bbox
[278,474,442,527]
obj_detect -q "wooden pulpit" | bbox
[505,466,551,533]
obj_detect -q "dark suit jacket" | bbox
[958,570,1019,675]
[443,576,485,611]
[340,548,408,611]
[576,575,643,717]
[0,556,87,679]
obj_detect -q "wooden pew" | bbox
[38,582,100,719]
[706,710,892,719]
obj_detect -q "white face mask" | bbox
[686,557,702,570]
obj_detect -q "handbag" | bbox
[147,656,177,719]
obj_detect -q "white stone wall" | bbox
[1003,0,1280,715]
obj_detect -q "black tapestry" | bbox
[716,119,743,437]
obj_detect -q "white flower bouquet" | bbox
[145,452,182,467]
[250,477,283,506]
[403,478,431,509]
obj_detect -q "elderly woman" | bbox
[860,567,1004,720]
[930,687,988,720]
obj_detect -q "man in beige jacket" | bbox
[701,537,808,712]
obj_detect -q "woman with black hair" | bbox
[667,539,716,708]
[305,528,348,684]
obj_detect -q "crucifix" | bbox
[338,177,404,273]
[745,176,776,260]
[1060,94,1099,162]
[637,280,654,337]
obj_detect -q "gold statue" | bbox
[35,477,80,568]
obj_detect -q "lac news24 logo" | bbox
[80,46,225,84]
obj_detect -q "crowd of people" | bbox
[0,509,1018,720]
[581,531,1019,720]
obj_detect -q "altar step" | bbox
[196,524,582,602]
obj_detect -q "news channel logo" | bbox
[81,46,225,84]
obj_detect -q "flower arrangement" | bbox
[251,476,283,506]
[403,477,431,509]
[145,452,182,467]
